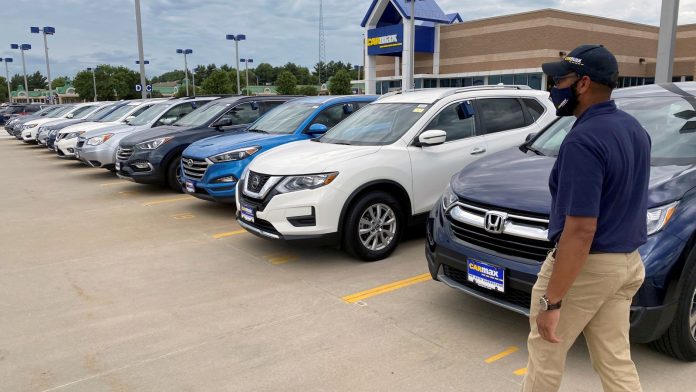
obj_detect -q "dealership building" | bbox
[361,0,696,94]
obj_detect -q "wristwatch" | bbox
[540,295,562,311]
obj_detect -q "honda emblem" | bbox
[483,211,508,234]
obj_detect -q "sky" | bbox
[1,0,695,80]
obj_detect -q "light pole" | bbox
[10,44,31,100]
[134,0,147,99]
[240,58,253,94]
[136,60,150,98]
[0,58,13,102]
[225,34,246,94]
[86,67,98,102]
[405,0,419,91]
[176,49,192,96]
[30,26,55,103]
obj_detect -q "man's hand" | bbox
[536,309,562,343]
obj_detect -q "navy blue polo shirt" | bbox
[548,100,651,253]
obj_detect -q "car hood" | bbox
[119,125,195,146]
[82,124,138,139]
[58,121,111,134]
[184,132,298,158]
[41,119,85,129]
[250,140,381,175]
[23,117,63,127]
[452,147,696,215]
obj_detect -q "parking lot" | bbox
[2,134,695,392]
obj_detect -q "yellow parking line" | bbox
[484,346,519,363]
[172,213,195,220]
[212,230,247,239]
[100,181,129,187]
[267,255,298,265]
[342,273,431,304]
[142,196,192,206]
[513,368,528,376]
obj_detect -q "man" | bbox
[521,45,651,392]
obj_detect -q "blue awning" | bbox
[361,0,450,27]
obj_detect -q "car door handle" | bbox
[470,146,486,155]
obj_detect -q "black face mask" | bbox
[549,80,580,117]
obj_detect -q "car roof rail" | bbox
[441,84,533,99]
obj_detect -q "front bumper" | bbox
[234,176,346,242]
[77,142,118,169]
[181,158,247,204]
[21,128,38,142]
[115,148,163,185]
[55,137,79,158]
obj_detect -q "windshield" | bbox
[99,104,137,122]
[248,102,317,134]
[71,105,100,119]
[129,102,171,126]
[36,107,58,116]
[51,105,76,117]
[173,102,228,127]
[529,96,696,166]
[84,104,117,120]
[320,103,430,146]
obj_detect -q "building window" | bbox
[687,76,694,82]
[514,74,528,86]
[488,75,500,85]
[422,79,438,88]
[473,76,485,86]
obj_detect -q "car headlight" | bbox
[86,133,114,146]
[276,172,339,193]
[136,137,172,150]
[441,183,458,211]
[209,146,261,163]
[25,123,38,129]
[64,131,85,140]
[647,201,679,235]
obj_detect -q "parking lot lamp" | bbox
[10,44,31,100]
[134,0,148,99]
[241,59,253,94]
[225,34,246,94]
[0,58,12,102]
[86,67,97,102]
[30,26,55,103]
[176,49,192,96]
[136,60,150,97]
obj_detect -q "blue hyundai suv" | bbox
[180,95,376,203]
[426,82,696,361]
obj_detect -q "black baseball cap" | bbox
[542,44,619,88]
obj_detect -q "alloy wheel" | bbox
[358,203,397,251]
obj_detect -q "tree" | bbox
[328,69,352,95]
[254,63,277,85]
[10,72,47,91]
[297,85,318,96]
[151,70,185,84]
[51,76,70,88]
[275,71,297,95]
[200,69,234,94]
[73,64,141,101]
[0,77,8,102]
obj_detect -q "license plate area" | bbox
[467,258,505,293]
[240,203,256,223]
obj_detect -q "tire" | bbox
[166,155,183,193]
[342,191,404,262]
[651,247,696,361]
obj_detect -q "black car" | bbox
[1,103,43,125]
[116,95,300,191]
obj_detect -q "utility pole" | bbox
[134,0,148,99]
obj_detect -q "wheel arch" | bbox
[337,180,413,238]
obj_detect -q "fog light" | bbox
[134,162,150,169]
[214,175,237,183]
[67,148,74,153]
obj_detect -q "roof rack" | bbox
[440,84,532,99]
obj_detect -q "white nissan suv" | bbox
[236,86,556,260]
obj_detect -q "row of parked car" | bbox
[5,82,696,361]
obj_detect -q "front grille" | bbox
[181,157,210,180]
[246,171,271,193]
[443,265,531,309]
[117,147,133,160]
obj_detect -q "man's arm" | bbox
[545,216,597,304]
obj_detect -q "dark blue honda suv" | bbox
[426,82,696,361]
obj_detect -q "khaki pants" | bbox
[521,251,645,392]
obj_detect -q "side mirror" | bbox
[211,117,234,128]
[457,100,475,119]
[250,101,259,111]
[343,103,355,114]
[66,113,74,119]
[525,132,537,142]
[418,129,447,146]
[308,123,329,134]
[124,115,136,124]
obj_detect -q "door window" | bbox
[423,101,476,142]
[478,98,527,134]
[218,102,259,126]
[308,104,347,129]
[522,98,546,122]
